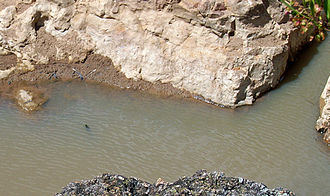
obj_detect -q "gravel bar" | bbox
[55,170,295,196]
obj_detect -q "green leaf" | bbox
[303,0,307,7]
[280,0,300,15]
[315,0,321,6]
[325,0,330,22]
[310,0,315,16]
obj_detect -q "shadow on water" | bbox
[276,40,321,88]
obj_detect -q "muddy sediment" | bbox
[0,54,193,103]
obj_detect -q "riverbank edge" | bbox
[0,53,208,109]
[55,170,295,196]
[0,36,316,110]
[0,0,316,107]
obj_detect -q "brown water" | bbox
[0,38,329,196]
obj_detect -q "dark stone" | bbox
[55,170,295,196]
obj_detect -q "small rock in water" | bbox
[15,88,47,112]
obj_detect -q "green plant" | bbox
[280,0,330,41]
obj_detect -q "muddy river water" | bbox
[0,38,329,196]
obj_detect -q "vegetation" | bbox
[280,0,330,41]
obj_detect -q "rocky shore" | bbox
[55,170,294,196]
[0,0,314,107]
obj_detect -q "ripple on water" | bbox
[0,39,330,196]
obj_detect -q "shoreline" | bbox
[0,0,314,107]
[0,54,191,96]
[0,53,207,108]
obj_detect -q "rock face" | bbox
[55,170,295,195]
[0,0,312,107]
[316,76,330,144]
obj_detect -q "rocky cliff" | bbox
[316,76,330,144]
[0,0,312,107]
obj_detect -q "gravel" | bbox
[55,170,295,196]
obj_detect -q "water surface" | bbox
[0,38,329,196]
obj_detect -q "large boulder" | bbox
[0,0,312,107]
[316,76,330,144]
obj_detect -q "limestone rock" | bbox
[0,0,313,107]
[15,88,47,111]
[316,76,330,144]
[0,67,15,79]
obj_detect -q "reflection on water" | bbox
[0,38,329,196]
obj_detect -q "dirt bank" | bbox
[0,53,195,104]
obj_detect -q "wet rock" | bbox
[316,76,330,144]
[0,0,313,107]
[55,170,295,196]
[15,87,47,111]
